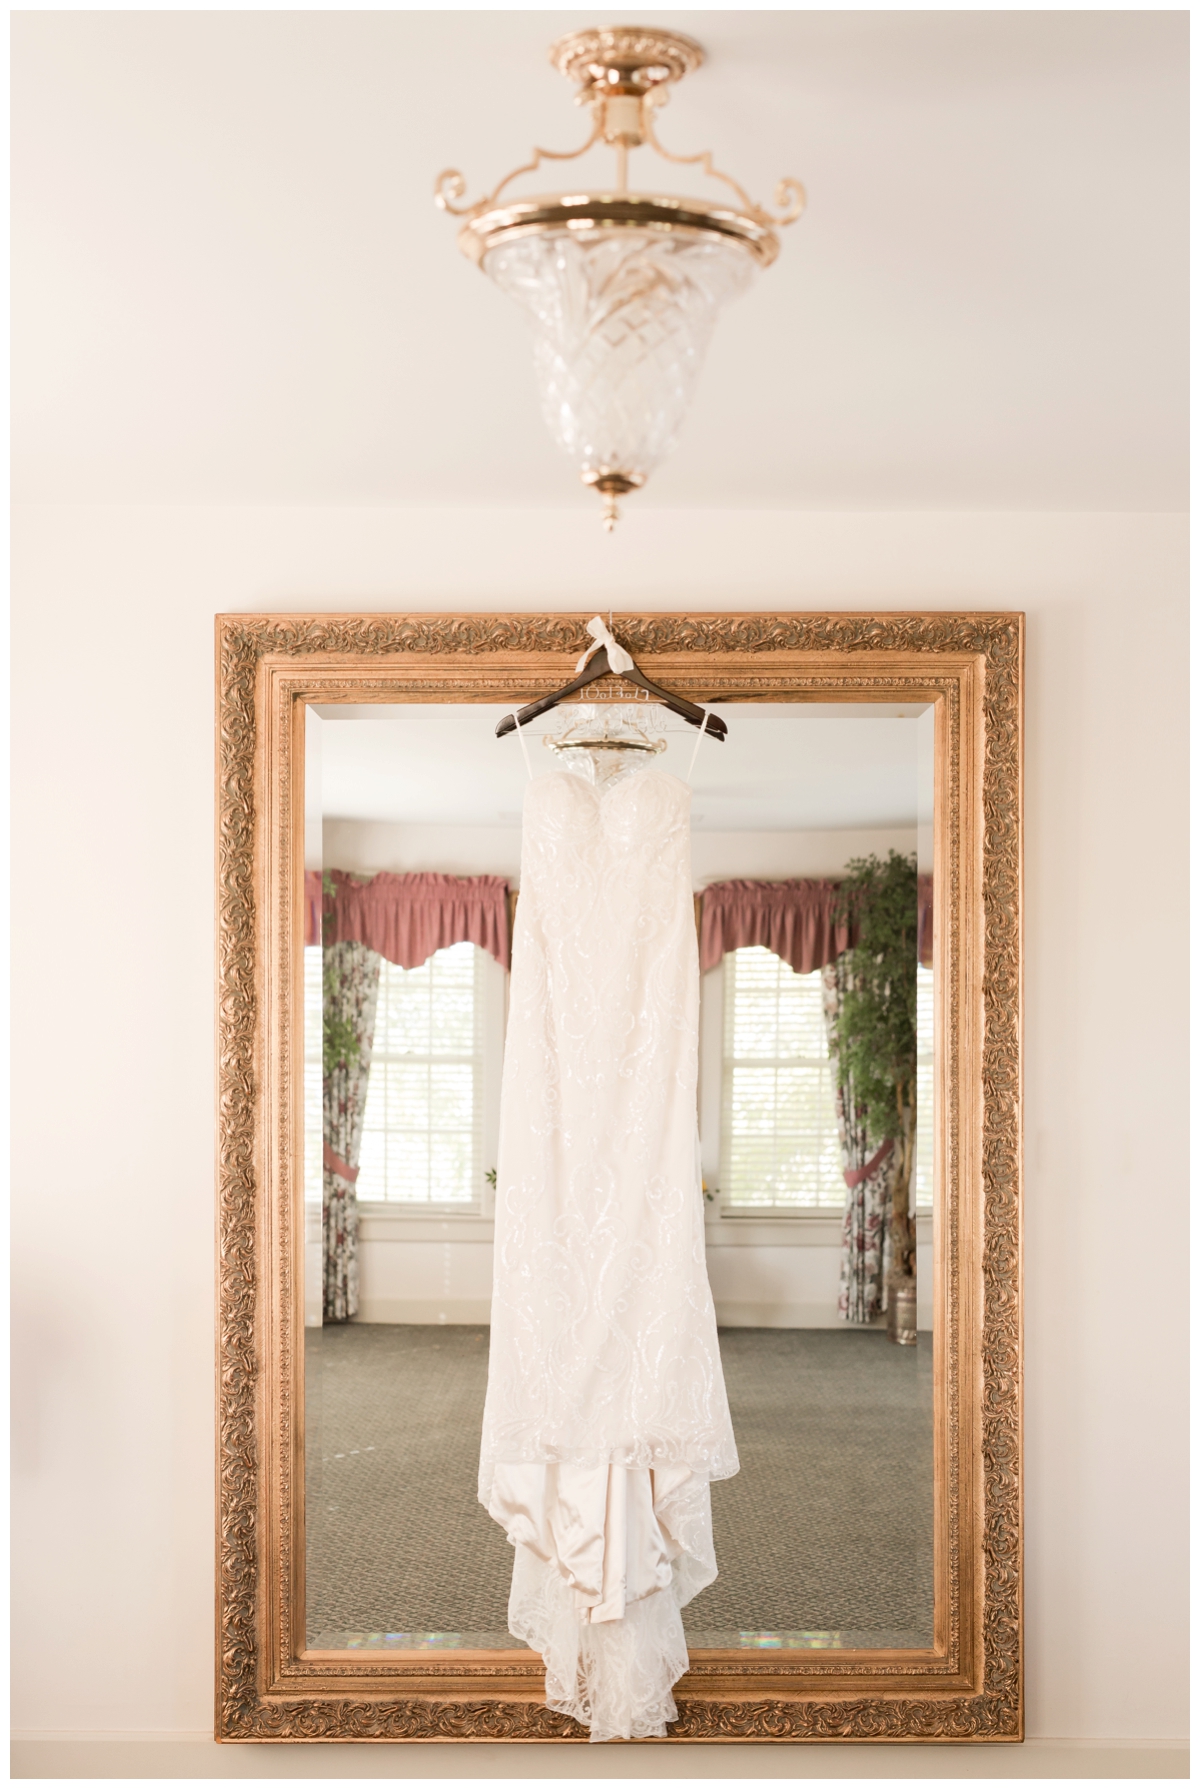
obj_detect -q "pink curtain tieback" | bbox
[843,1138,893,1189]
[323,1143,359,1184]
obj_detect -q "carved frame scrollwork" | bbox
[216,610,1022,1743]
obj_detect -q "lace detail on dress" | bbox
[480,767,737,1739]
[504,1468,717,1742]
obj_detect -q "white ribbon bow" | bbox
[575,615,635,678]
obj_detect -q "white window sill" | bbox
[353,1207,933,1249]
[357,1205,494,1244]
[357,1201,485,1216]
[705,1209,933,1248]
[711,1206,846,1219]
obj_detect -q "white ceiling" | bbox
[13,10,1186,511]
[315,702,926,831]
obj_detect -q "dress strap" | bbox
[512,710,533,780]
[687,708,709,782]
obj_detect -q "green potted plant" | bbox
[835,850,919,1344]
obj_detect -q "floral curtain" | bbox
[322,940,382,1324]
[822,956,895,1324]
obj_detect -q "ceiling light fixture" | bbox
[435,25,804,529]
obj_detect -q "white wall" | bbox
[324,816,523,882]
[11,503,1188,1746]
[703,1211,933,1329]
[351,1210,935,1332]
[324,816,920,888]
[691,828,919,884]
[356,1213,496,1326]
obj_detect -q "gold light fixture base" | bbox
[548,26,704,98]
[435,23,804,242]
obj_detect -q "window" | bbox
[720,947,844,1211]
[357,941,483,1207]
[716,946,935,1216]
[913,963,934,1209]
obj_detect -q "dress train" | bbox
[490,1462,716,1741]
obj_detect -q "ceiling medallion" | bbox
[436,25,805,529]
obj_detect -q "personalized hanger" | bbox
[495,617,727,742]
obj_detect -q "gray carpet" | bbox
[305,1325,932,1651]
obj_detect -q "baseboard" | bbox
[352,1297,491,1325]
[714,1301,885,1328]
[9,1734,1189,1780]
[348,1300,935,1330]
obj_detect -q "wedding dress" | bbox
[479,701,737,1742]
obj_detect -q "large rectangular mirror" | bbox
[216,611,1022,1744]
[303,698,936,1659]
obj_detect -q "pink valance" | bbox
[699,879,855,976]
[701,874,934,976]
[305,869,510,971]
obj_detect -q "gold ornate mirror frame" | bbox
[215,610,1023,1744]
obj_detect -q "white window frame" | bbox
[704,949,936,1220]
[717,946,846,1215]
[356,942,487,1213]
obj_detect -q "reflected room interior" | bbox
[303,698,935,1655]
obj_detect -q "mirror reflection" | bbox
[302,691,935,1718]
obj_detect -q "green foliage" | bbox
[320,872,337,945]
[323,1010,362,1077]
[834,851,919,1145]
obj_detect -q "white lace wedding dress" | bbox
[479,753,738,1742]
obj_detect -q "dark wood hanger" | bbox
[495,643,727,742]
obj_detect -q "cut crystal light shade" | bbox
[482,228,757,490]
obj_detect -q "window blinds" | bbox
[720,946,844,1210]
[356,941,483,1207]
